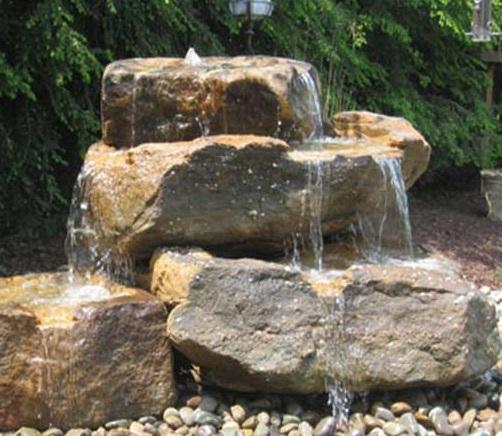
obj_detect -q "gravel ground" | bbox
[5,367,502,436]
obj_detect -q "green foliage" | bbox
[1,0,501,232]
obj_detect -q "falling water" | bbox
[289,159,325,272]
[298,71,324,140]
[307,160,325,271]
[357,157,413,260]
[65,165,132,283]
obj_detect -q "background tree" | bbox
[0,0,500,233]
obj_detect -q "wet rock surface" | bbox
[80,134,428,261]
[151,248,499,394]
[0,273,176,431]
[101,56,323,147]
[332,111,431,187]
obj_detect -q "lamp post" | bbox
[229,0,274,53]
[468,0,499,42]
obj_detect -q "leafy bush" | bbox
[0,0,501,233]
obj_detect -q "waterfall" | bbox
[298,71,324,140]
[357,157,413,260]
[307,160,325,271]
[289,159,325,272]
[65,165,132,283]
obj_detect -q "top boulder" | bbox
[101,56,323,148]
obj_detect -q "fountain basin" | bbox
[77,133,429,261]
[0,273,176,431]
[102,56,323,147]
[150,247,499,394]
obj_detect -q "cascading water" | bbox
[298,71,324,140]
[65,164,132,284]
[357,157,413,261]
[288,72,356,427]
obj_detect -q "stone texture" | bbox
[154,248,499,394]
[102,56,323,147]
[481,170,502,221]
[332,110,431,186]
[79,134,428,261]
[0,273,176,431]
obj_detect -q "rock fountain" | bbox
[0,53,499,431]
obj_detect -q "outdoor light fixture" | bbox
[468,0,499,42]
[229,0,274,53]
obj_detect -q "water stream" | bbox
[65,165,132,284]
[298,71,324,140]
[357,157,413,261]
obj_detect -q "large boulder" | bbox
[332,111,431,186]
[101,56,323,147]
[78,134,429,261]
[151,248,499,394]
[0,273,176,431]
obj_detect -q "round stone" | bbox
[363,415,383,430]
[313,417,336,436]
[179,407,196,426]
[43,429,64,436]
[374,407,395,422]
[282,415,301,425]
[298,422,313,436]
[196,425,216,436]
[242,416,259,429]
[280,423,299,434]
[390,402,413,416]
[199,395,220,413]
[381,422,409,436]
[186,395,202,408]
[105,420,130,430]
[429,407,454,436]
[193,409,221,427]
[254,423,270,436]
[231,405,247,423]
[129,422,145,434]
[257,412,271,425]
[165,415,184,429]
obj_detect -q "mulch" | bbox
[409,187,502,289]
[0,187,501,289]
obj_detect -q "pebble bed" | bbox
[6,368,502,436]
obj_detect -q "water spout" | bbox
[184,47,202,66]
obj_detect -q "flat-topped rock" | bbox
[77,134,428,261]
[102,56,323,147]
[0,273,176,430]
[152,248,499,394]
[332,111,431,186]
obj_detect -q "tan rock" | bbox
[102,56,323,147]
[78,134,428,262]
[332,111,431,186]
[0,273,176,430]
[156,247,499,393]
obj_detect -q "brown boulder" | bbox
[0,273,176,430]
[152,248,499,394]
[78,134,428,261]
[101,56,323,147]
